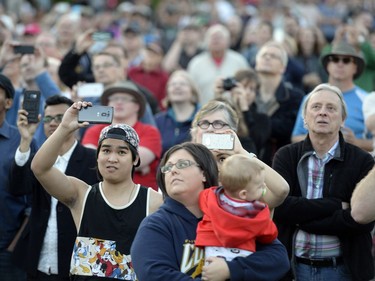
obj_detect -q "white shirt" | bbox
[15,141,78,275]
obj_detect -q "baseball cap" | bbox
[99,123,139,149]
[24,23,41,36]
[0,73,15,99]
[101,81,146,119]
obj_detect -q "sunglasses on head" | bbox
[329,56,354,64]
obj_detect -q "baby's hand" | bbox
[202,257,229,281]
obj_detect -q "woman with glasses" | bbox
[191,100,289,211]
[131,142,290,281]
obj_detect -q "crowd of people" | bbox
[1,0,375,280]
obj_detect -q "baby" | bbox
[196,154,278,261]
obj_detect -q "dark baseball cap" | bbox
[0,73,15,99]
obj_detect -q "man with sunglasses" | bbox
[292,42,372,152]
[9,95,98,281]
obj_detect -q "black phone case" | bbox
[78,106,113,124]
[23,90,41,123]
[14,45,35,54]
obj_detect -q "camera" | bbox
[222,77,237,91]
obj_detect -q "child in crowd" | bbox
[196,154,278,261]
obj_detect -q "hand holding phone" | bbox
[14,45,35,54]
[202,133,234,150]
[22,90,41,123]
[78,106,113,124]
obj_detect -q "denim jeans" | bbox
[295,261,352,281]
[0,249,26,281]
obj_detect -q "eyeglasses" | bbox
[160,159,199,174]
[328,56,354,64]
[261,52,281,61]
[197,120,229,130]
[92,62,117,71]
[108,96,136,103]
[43,114,64,123]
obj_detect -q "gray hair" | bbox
[204,24,230,49]
[190,100,238,142]
[256,41,288,67]
[302,83,347,121]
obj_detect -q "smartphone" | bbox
[23,90,41,123]
[78,106,114,124]
[92,31,113,42]
[14,45,35,54]
[77,83,104,98]
[202,133,234,150]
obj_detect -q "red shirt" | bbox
[81,122,162,190]
[128,66,169,109]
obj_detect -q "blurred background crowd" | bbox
[1,0,375,280]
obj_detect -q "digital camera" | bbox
[222,77,237,91]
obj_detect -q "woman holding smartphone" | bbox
[191,99,289,210]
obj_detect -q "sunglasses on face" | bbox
[328,56,354,64]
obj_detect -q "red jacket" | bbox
[196,187,278,252]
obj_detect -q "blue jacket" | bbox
[6,71,61,148]
[131,197,290,281]
[0,120,36,250]
[155,105,199,156]
[273,132,375,281]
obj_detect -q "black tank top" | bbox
[70,182,148,280]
